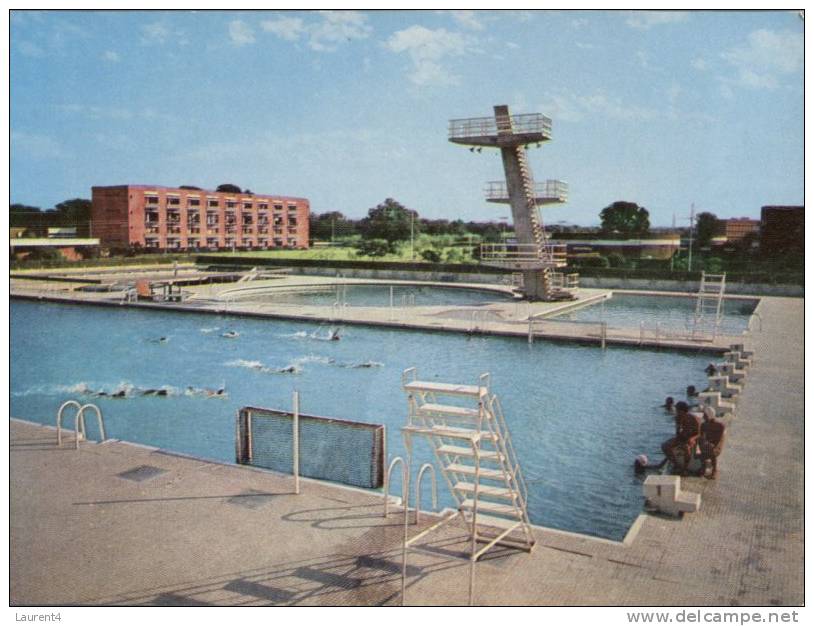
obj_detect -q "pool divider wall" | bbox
[236,406,385,489]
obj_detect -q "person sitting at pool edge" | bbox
[661,401,701,475]
[697,406,726,480]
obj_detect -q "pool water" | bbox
[226,284,514,307]
[11,300,713,541]
[554,294,758,335]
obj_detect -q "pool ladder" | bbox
[56,400,106,449]
[398,368,534,605]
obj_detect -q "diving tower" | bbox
[449,105,576,301]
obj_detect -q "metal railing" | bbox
[484,179,568,202]
[384,456,408,518]
[57,401,106,449]
[414,463,437,524]
[480,242,567,266]
[448,113,552,140]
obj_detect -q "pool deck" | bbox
[9,296,803,606]
[11,272,746,352]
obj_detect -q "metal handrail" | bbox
[484,179,568,202]
[414,463,437,524]
[56,400,82,448]
[489,395,529,509]
[384,456,408,518]
[57,401,106,450]
[448,113,552,139]
[78,404,106,447]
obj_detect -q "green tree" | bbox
[420,249,442,263]
[54,198,92,236]
[309,211,357,241]
[354,238,395,257]
[695,212,719,248]
[216,183,242,193]
[599,201,650,238]
[359,198,419,243]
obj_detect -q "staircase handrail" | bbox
[489,394,530,510]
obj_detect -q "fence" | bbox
[236,406,385,489]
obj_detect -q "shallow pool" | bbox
[11,300,713,541]
[226,284,514,307]
[553,293,758,335]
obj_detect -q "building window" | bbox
[273,204,283,211]
[287,204,297,211]
[188,198,200,207]
[243,202,253,210]
[145,195,159,205]
[226,201,237,209]
[258,203,268,210]
[167,197,181,206]
[208,199,219,208]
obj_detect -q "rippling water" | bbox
[555,294,758,335]
[10,300,712,541]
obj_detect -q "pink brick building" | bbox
[91,185,309,251]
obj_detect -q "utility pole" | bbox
[410,211,415,261]
[687,203,695,272]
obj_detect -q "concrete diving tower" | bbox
[449,104,576,301]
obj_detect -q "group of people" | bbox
[660,401,726,480]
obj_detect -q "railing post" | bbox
[414,463,437,525]
[292,391,300,495]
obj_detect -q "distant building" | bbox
[91,185,310,251]
[760,205,804,259]
[551,232,680,260]
[47,227,78,239]
[10,237,100,261]
[714,218,760,243]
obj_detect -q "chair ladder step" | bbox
[453,481,517,500]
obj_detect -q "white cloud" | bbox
[228,20,255,46]
[448,10,484,31]
[691,57,708,71]
[260,15,305,41]
[55,103,177,123]
[506,42,520,50]
[539,89,659,123]
[259,11,371,52]
[102,50,120,63]
[141,21,171,44]
[12,131,68,160]
[386,25,470,86]
[625,11,689,30]
[308,11,372,51]
[721,29,802,89]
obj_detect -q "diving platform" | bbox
[448,112,552,147]
[485,180,568,205]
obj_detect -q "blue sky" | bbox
[10,9,803,226]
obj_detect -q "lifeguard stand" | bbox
[449,104,576,301]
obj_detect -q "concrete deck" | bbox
[10,296,803,606]
[11,271,744,352]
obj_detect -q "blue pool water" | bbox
[11,300,713,541]
[227,284,514,307]
[554,294,758,335]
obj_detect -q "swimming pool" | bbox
[222,283,515,308]
[10,300,713,541]
[551,293,758,335]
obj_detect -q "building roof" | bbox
[91,184,308,202]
